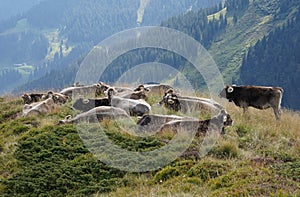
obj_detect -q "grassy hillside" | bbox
[0,95,299,196]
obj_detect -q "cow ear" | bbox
[65,115,72,120]
[83,99,89,104]
[227,86,234,93]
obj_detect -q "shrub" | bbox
[187,159,232,181]
[1,125,125,196]
[0,141,4,152]
[208,166,299,196]
[271,159,300,182]
[210,141,239,159]
[153,166,180,182]
[235,124,253,137]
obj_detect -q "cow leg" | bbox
[243,107,248,114]
[272,106,281,120]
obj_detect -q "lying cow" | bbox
[72,97,110,112]
[22,93,46,104]
[45,91,69,104]
[159,92,223,115]
[119,84,149,100]
[58,106,130,124]
[143,84,173,96]
[159,110,233,136]
[107,88,151,116]
[60,82,109,98]
[23,97,56,116]
[219,85,283,120]
[136,114,196,133]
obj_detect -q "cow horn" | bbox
[65,115,72,120]
[227,86,234,93]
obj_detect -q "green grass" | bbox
[0,95,299,196]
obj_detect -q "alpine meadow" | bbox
[0,0,300,196]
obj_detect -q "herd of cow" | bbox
[21,82,284,136]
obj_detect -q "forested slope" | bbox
[7,0,300,110]
[240,3,300,110]
[0,0,220,94]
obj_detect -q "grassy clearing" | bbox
[44,29,73,61]
[207,7,227,21]
[0,95,299,196]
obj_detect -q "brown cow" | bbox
[219,85,283,120]
[58,106,130,124]
[160,110,233,136]
[23,97,56,116]
[22,93,46,104]
[136,114,196,133]
[120,84,149,100]
[60,82,109,98]
[159,92,223,115]
[72,97,110,112]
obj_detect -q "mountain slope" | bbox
[240,4,300,110]
[7,0,300,110]
[0,0,221,94]
[209,0,299,83]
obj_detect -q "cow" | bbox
[143,84,174,96]
[22,93,46,104]
[119,84,149,100]
[159,92,223,115]
[107,88,151,116]
[136,114,197,133]
[43,91,69,104]
[23,97,56,117]
[72,97,110,112]
[58,106,130,124]
[60,82,109,98]
[73,82,85,87]
[159,110,233,136]
[163,88,224,109]
[219,85,283,120]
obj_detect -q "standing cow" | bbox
[219,85,283,120]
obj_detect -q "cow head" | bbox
[159,93,181,111]
[106,88,116,103]
[96,82,110,96]
[210,109,233,134]
[219,86,235,100]
[58,115,72,125]
[52,93,68,104]
[134,84,150,92]
[21,93,32,104]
